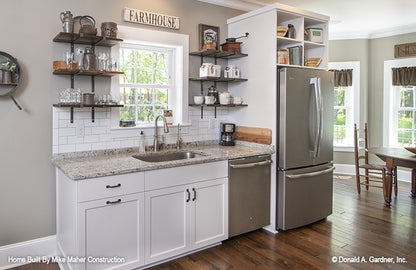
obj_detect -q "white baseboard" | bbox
[334,163,412,183]
[0,235,57,270]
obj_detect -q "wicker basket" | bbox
[277,26,288,37]
[305,57,322,67]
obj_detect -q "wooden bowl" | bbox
[404,147,416,154]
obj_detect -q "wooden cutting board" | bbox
[235,126,272,145]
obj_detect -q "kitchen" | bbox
[1,0,415,269]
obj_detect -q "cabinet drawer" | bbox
[77,172,145,202]
[145,161,228,191]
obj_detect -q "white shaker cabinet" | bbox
[56,160,228,269]
[144,161,228,264]
[144,178,228,264]
[56,170,146,270]
[78,193,145,270]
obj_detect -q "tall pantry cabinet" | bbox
[225,3,329,231]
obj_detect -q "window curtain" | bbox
[392,66,416,86]
[330,69,353,87]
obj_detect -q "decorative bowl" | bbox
[404,147,416,154]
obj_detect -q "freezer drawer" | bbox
[229,155,271,237]
[277,163,334,230]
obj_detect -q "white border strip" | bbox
[0,235,56,270]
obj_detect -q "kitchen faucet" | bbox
[176,123,183,150]
[153,115,169,152]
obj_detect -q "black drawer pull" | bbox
[106,183,121,189]
[192,188,196,201]
[186,189,190,202]
[106,199,122,205]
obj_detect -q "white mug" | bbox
[232,97,243,104]
[205,96,216,104]
[219,92,231,105]
[194,96,204,105]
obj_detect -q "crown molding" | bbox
[195,0,265,11]
[330,24,416,40]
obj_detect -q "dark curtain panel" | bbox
[329,69,353,87]
[392,67,416,86]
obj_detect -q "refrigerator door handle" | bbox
[286,166,335,179]
[317,77,323,157]
[310,78,321,158]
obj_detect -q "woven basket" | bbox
[277,26,288,37]
[305,57,322,67]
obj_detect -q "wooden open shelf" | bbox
[189,49,248,59]
[53,32,123,47]
[189,77,247,82]
[53,69,124,77]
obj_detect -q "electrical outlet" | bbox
[76,125,85,138]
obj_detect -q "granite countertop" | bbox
[52,141,275,180]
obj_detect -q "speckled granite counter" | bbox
[52,141,275,180]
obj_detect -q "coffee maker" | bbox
[220,122,236,146]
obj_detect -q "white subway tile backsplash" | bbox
[59,127,76,137]
[53,103,229,154]
[92,126,107,135]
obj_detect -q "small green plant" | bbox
[2,60,17,72]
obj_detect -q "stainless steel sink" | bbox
[132,151,204,162]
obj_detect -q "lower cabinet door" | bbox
[78,193,145,270]
[144,185,189,264]
[190,178,228,249]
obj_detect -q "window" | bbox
[329,62,360,149]
[119,44,172,123]
[109,25,189,129]
[396,85,416,145]
[383,58,416,147]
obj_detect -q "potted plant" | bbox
[1,60,17,83]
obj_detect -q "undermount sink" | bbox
[132,151,204,162]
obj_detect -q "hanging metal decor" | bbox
[0,51,23,110]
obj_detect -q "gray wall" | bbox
[0,0,242,247]
[329,32,416,165]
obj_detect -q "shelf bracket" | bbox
[91,107,95,123]
[200,106,203,119]
[70,107,74,123]
[214,106,217,118]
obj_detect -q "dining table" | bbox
[368,147,416,206]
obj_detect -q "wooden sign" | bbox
[394,42,416,58]
[124,7,180,30]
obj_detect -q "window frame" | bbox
[119,43,174,124]
[383,58,416,147]
[110,25,189,131]
[329,61,360,151]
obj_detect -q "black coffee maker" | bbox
[220,122,236,146]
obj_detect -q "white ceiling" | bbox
[197,0,416,40]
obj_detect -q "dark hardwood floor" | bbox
[8,175,416,270]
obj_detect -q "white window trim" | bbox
[383,58,416,147]
[329,61,360,152]
[110,25,189,130]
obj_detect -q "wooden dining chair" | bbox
[354,123,398,196]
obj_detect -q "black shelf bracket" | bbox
[70,107,74,123]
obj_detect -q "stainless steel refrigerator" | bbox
[277,67,334,231]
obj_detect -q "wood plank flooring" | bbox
[7,175,416,270]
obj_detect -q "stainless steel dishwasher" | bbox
[228,154,272,237]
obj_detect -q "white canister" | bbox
[225,65,241,78]
[199,63,213,77]
[219,92,231,105]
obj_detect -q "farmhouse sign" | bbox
[124,7,180,30]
